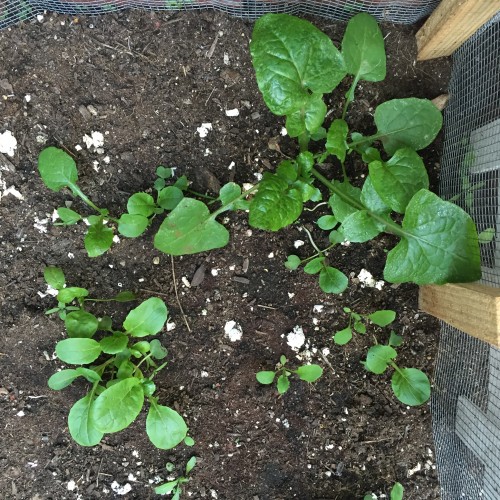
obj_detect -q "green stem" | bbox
[300,243,336,265]
[342,77,358,120]
[389,360,403,375]
[133,352,153,376]
[187,189,218,202]
[310,168,405,237]
[298,131,310,152]
[92,357,115,377]
[68,182,103,213]
[340,160,348,182]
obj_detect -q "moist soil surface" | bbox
[0,10,451,500]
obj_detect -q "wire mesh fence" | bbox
[0,0,438,29]
[433,12,500,500]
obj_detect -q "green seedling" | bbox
[155,456,197,498]
[45,266,190,449]
[43,265,136,319]
[364,482,404,500]
[333,307,396,345]
[256,355,323,394]
[362,334,430,406]
[38,13,481,294]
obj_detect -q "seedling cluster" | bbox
[35,11,479,496]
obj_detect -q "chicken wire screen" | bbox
[0,0,438,29]
[433,12,500,500]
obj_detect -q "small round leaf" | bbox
[256,371,276,385]
[56,338,102,365]
[44,266,66,290]
[277,374,290,394]
[296,364,323,383]
[319,266,348,294]
[333,327,353,345]
[146,402,188,449]
[65,310,99,338]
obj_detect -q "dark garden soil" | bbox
[0,10,451,499]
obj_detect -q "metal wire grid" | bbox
[433,13,500,499]
[0,0,438,29]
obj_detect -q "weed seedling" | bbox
[362,333,430,406]
[256,355,323,394]
[333,307,396,345]
[45,266,191,449]
[364,482,404,500]
[155,456,197,497]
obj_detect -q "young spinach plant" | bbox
[256,355,323,394]
[362,333,430,406]
[155,456,197,497]
[38,13,481,294]
[333,307,396,345]
[45,267,190,449]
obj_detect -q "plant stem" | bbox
[69,182,103,213]
[210,183,259,220]
[310,168,406,237]
[298,131,309,152]
[300,243,336,264]
[187,189,218,201]
[301,225,322,254]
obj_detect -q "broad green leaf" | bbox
[113,291,137,302]
[84,221,114,257]
[56,338,102,365]
[317,215,337,230]
[256,371,276,385]
[57,287,88,304]
[157,186,184,211]
[285,93,327,136]
[48,369,80,390]
[391,482,404,500]
[68,394,103,446]
[277,374,290,394]
[219,183,249,211]
[354,321,366,334]
[132,341,151,354]
[38,147,78,191]
[369,149,429,214]
[150,339,168,360]
[360,176,390,215]
[44,266,65,290]
[384,190,481,284]
[249,173,303,231]
[389,331,403,347]
[297,152,314,175]
[364,344,397,374]
[100,333,129,354]
[368,310,396,327]
[294,181,321,203]
[146,401,188,449]
[285,255,301,270]
[326,119,349,163]
[329,230,345,244]
[333,327,352,345]
[117,360,135,380]
[319,266,348,294]
[118,214,149,238]
[391,367,430,406]
[65,310,99,338]
[374,98,442,155]
[186,456,197,474]
[174,175,189,191]
[98,316,113,331]
[341,209,382,243]
[296,364,323,382]
[92,378,144,433]
[154,198,229,255]
[328,182,362,222]
[124,297,168,337]
[250,14,346,116]
[127,192,156,217]
[156,166,173,179]
[75,367,101,384]
[342,13,386,83]
[155,481,179,495]
[304,257,325,275]
[57,207,81,225]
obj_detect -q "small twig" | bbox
[303,202,328,212]
[256,304,276,310]
[360,437,393,444]
[171,255,192,333]
[301,226,322,254]
[205,87,216,106]
[318,350,335,375]
[139,288,171,298]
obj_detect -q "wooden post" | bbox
[416,0,500,61]
[419,283,500,347]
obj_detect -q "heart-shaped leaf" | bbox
[154,198,229,255]
[38,147,78,192]
[124,297,168,337]
[146,400,188,449]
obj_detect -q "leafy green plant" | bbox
[45,266,190,449]
[362,333,430,406]
[364,482,404,500]
[155,456,197,497]
[256,355,323,394]
[38,12,481,294]
[333,307,396,345]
